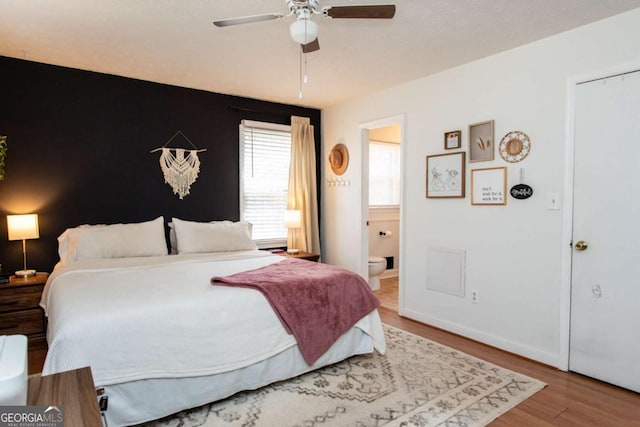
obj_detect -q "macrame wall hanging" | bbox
[150,130,207,200]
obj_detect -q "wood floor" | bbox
[373,277,640,426]
[375,274,399,312]
[29,277,640,426]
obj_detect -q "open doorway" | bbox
[360,116,404,312]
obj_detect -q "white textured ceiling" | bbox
[1,1,639,108]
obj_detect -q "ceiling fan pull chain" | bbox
[304,49,308,84]
[299,48,304,100]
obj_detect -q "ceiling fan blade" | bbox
[302,38,320,53]
[325,5,396,19]
[213,13,284,28]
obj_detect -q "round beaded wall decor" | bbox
[498,131,531,163]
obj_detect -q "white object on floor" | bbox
[0,334,28,405]
[368,256,387,291]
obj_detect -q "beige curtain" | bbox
[287,116,320,254]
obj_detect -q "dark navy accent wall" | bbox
[0,56,321,273]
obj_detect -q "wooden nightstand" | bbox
[29,366,103,427]
[0,272,49,350]
[279,251,320,262]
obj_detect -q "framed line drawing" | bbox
[444,130,462,150]
[426,152,465,198]
[471,167,507,205]
[469,120,494,162]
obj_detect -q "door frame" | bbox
[359,114,406,306]
[560,60,640,371]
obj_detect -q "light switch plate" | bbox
[547,192,560,210]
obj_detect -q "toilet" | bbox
[368,256,387,291]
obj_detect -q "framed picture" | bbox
[444,130,461,150]
[426,152,465,198]
[468,120,494,162]
[471,167,507,205]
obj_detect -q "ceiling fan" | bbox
[213,1,396,53]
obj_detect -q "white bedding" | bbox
[106,323,378,426]
[41,250,386,389]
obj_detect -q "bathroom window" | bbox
[239,120,291,247]
[369,141,400,206]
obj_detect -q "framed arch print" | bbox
[468,120,494,162]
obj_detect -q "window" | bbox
[369,141,401,206]
[240,120,291,247]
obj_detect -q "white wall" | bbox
[321,8,640,367]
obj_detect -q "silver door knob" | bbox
[575,240,588,251]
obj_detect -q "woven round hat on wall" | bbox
[329,143,349,175]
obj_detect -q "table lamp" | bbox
[7,214,39,278]
[284,210,301,254]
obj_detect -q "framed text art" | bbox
[444,130,462,150]
[426,152,465,198]
[468,120,494,162]
[471,167,507,205]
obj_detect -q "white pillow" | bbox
[171,218,257,254]
[168,220,254,254]
[57,217,168,263]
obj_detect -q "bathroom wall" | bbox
[368,207,399,277]
[367,124,401,278]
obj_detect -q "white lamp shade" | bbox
[7,214,39,241]
[284,210,301,228]
[289,19,317,45]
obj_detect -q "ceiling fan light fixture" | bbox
[289,18,318,45]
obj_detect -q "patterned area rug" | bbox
[148,325,545,427]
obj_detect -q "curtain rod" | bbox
[229,105,293,119]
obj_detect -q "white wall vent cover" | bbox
[426,247,466,297]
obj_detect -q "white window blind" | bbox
[240,120,291,247]
[369,141,401,206]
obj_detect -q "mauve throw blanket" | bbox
[211,258,380,365]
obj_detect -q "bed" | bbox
[40,217,386,426]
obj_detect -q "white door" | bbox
[570,70,640,392]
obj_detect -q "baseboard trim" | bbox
[381,270,398,279]
[398,308,560,368]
